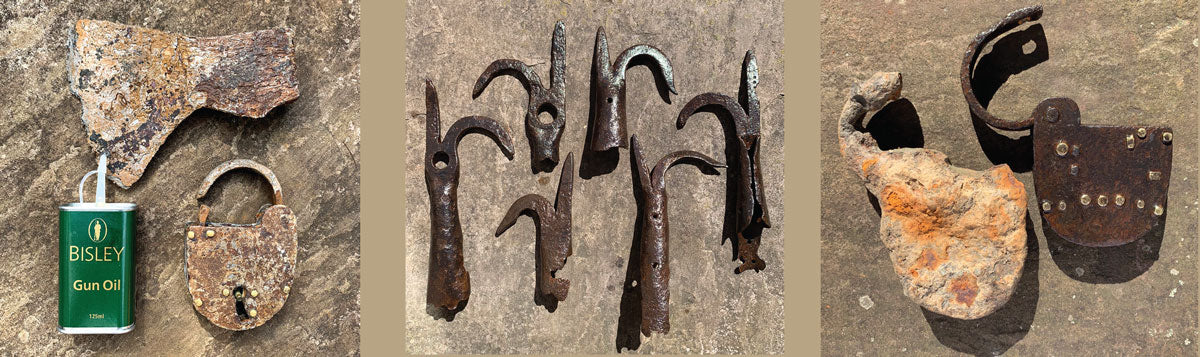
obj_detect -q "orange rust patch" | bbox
[949,274,979,306]
[990,167,1026,202]
[861,157,878,176]
[880,183,947,242]
[908,248,945,277]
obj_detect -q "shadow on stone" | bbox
[615,150,648,352]
[426,299,468,322]
[921,214,1040,356]
[968,24,1048,174]
[1044,212,1165,284]
[861,98,925,216]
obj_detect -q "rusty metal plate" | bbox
[1030,99,1172,247]
[186,159,297,331]
[962,6,1174,247]
[473,21,567,174]
[424,80,515,317]
[69,20,299,188]
[494,153,575,310]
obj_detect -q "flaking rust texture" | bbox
[69,19,299,188]
[822,2,1197,355]
[838,72,1027,320]
[187,160,296,331]
[406,0,785,354]
[0,1,359,354]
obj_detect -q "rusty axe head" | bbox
[68,19,299,188]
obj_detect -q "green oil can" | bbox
[58,154,135,334]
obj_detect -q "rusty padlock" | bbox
[185,159,297,330]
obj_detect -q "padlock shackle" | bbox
[195,159,284,225]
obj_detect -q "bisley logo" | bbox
[87,218,107,243]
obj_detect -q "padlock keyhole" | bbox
[233,286,249,319]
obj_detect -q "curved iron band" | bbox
[424,80,516,313]
[629,135,724,336]
[677,50,771,274]
[494,153,575,304]
[473,21,567,174]
[195,159,284,225]
[961,5,1043,131]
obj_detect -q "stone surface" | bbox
[406,0,785,354]
[838,72,1027,320]
[69,19,300,188]
[0,1,359,354]
[822,2,1198,355]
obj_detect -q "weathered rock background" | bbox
[822,1,1197,355]
[0,1,360,355]
[404,0,785,353]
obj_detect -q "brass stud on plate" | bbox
[1041,200,1051,212]
[1115,195,1125,207]
[205,229,215,237]
[251,290,259,298]
[1154,205,1164,216]
[283,286,291,294]
[1126,135,1135,149]
[187,231,195,239]
[1058,201,1067,211]
[1137,199,1145,209]
[222,288,230,297]
[1149,171,1162,181]
[1080,194,1091,206]
[1163,132,1173,143]
[1137,127,1147,138]
[193,298,203,307]
[1097,195,1108,207]
[1045,107,1059,122]
[1055,141,1069,157]
[249,309,258,318]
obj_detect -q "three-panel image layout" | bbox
[2,0,1198,355]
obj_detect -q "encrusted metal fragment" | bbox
[494,153,575,309]
[424,80,516,316]
[629,135,724,335]
[962,5,1173,247]
[473,21,567,174]
[840,72,1027,320]
[585,26,677,157]
[69,20,299,188]
[677,50,771,274]
[186,159,297,331]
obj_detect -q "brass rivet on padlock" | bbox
[1080,194,1091,206]
[235,290,243,299]
[251,290,259,298]
[205,229,215,237]
[222,288,230,296]
[1055,141,1069,157]
[1154,205,1164,216]
[187,231,195,239]
[1126,135,1135,149]
[1041,200,1051,212]
[1070,164,1078,175]
[1058,201,1066,211]
[1097,195,1108,207]
[1163,132,1173,143]
[1115,195,1125,207]
[283,286,291,293]
[1137,199,1145,209]
[193,298,203,307]
[1137,127,1147,139]
[1045,107,1059,122]
[1149,171,1162,181]
[249,309,258,318]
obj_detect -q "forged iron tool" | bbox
[424,80,515,315]
[629,135,724,335]
[962,5,1173,247]
[494,153,575,310]
[585,26,677,161]
[677,50,772,274]
[69,20,298,188]
[473,21,568,174]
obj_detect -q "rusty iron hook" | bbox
[494,152,575,311]
[584,26,677,165]
[677,50,771,274]
[629,135,724,336]
[473,21,568,174]
[424,80,516,317]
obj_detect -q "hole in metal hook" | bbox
[432,152,449,169]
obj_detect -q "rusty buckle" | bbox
[473,21,567,174]
[424,80,516,317]
[186,159,297,331]
[962,5,1173,247]
[677,50,772,273]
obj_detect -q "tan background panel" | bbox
[821,1,1197,355]
[0,0,360,354]
[400,0,784,353]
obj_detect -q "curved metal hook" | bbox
[961,5,1044,131]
